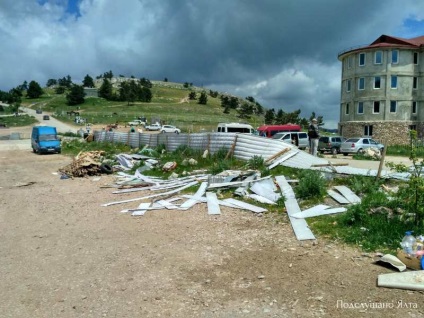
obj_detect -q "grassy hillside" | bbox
[22,80,265,132]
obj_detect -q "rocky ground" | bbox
[0,136,423,318]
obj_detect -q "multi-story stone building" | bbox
[338,34,424,145]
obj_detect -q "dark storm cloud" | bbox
[1,0,424,127]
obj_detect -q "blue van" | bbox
[31,126,61,154]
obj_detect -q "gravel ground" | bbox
[0,141,423,318]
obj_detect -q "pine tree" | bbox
[98,78,113,100]
[26,81,43,99]
[198,91,208,105]
[66,84,86,105]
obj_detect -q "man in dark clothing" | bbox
[308,118,320,156]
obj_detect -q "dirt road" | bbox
[0,147,422,318]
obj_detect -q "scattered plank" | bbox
[265,147,290,163]
[206,192,221,215]
[268,151,298,170]
[102,181,199,206]
[291,206,346,219]
[223,198,267,213]
[247,194,277,205]
[274,175,316,240]
[327,189,350,204]
[378,271,424,291]
[179,182,208,209]
[333,185,361,204]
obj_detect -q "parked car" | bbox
[272,132,309,150]
[128,119,146,126]
[340,137,384,156]
[161,125,181,134]
[145,123,161,131]
[36,109,42,114]
[43,115,50,120]
[318,136,345,155]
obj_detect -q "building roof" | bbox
[338,34,424,59]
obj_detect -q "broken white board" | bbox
[132,210,147,216]
[250,179,280,202]
[378,271,424,291]
[223,198,267,213]
[207,176,271,189]
[181,195,241,209]
[247,194,277,205]
[327,189,350,204]
[131,202,151,216]
[274,176,316,241]
[179,182,208,209]
[102,181,199,206]
[234,174,258,196]
[206,192,221,215]
[333,185,361,204]
[284,198,316,240]
[155,200,184,210]
[291,207,346,219]
[268,151,298,169]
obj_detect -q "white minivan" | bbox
[217,123,255,134]
[272,132,309,150]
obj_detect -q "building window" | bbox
[413,101,417,114]
[364,125,373,136]
[346,103,349,115]
[357,102,364,114]
[373,101,380,113]
[348,56,352,69]
[391,75,397,89]
[358,77,365,90]
[359,53,365,66]
[390,101,397,113]
[392,50,399,64]
[375,51,382,64]
[413,77,418,89]
[414,52,419,65]
[346,79,351,92]
[374,76,381,89]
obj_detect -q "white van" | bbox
[217,123,255,134]
[272,132,309,150]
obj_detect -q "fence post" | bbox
[225,135,238,160]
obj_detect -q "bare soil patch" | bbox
[0,148,422,318]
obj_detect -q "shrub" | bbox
[246,155,265,170]
[295,170,327,200]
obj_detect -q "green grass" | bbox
[0,114,38,127]
[387,144,424,157]
[61,139,133,158]
[21,83,264,133]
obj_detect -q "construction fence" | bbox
[93,131,293,162]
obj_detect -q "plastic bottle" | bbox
[400,231,416,255]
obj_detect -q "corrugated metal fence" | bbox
[93,131,294,161]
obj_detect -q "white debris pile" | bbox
[100,151,361,241]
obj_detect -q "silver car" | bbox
[340,137,384,156]
[272,132,309,150]
[160,125,181,134]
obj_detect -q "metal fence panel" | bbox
[93,131,298,161]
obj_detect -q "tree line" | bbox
[0,72,324,127]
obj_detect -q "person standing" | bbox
[308,118,320,156]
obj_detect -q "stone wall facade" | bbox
[338,121,424,145]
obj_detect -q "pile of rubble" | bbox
[59,150,111,178]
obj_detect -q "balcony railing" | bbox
[337,44,369,58]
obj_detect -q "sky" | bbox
[1,0,424,128]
